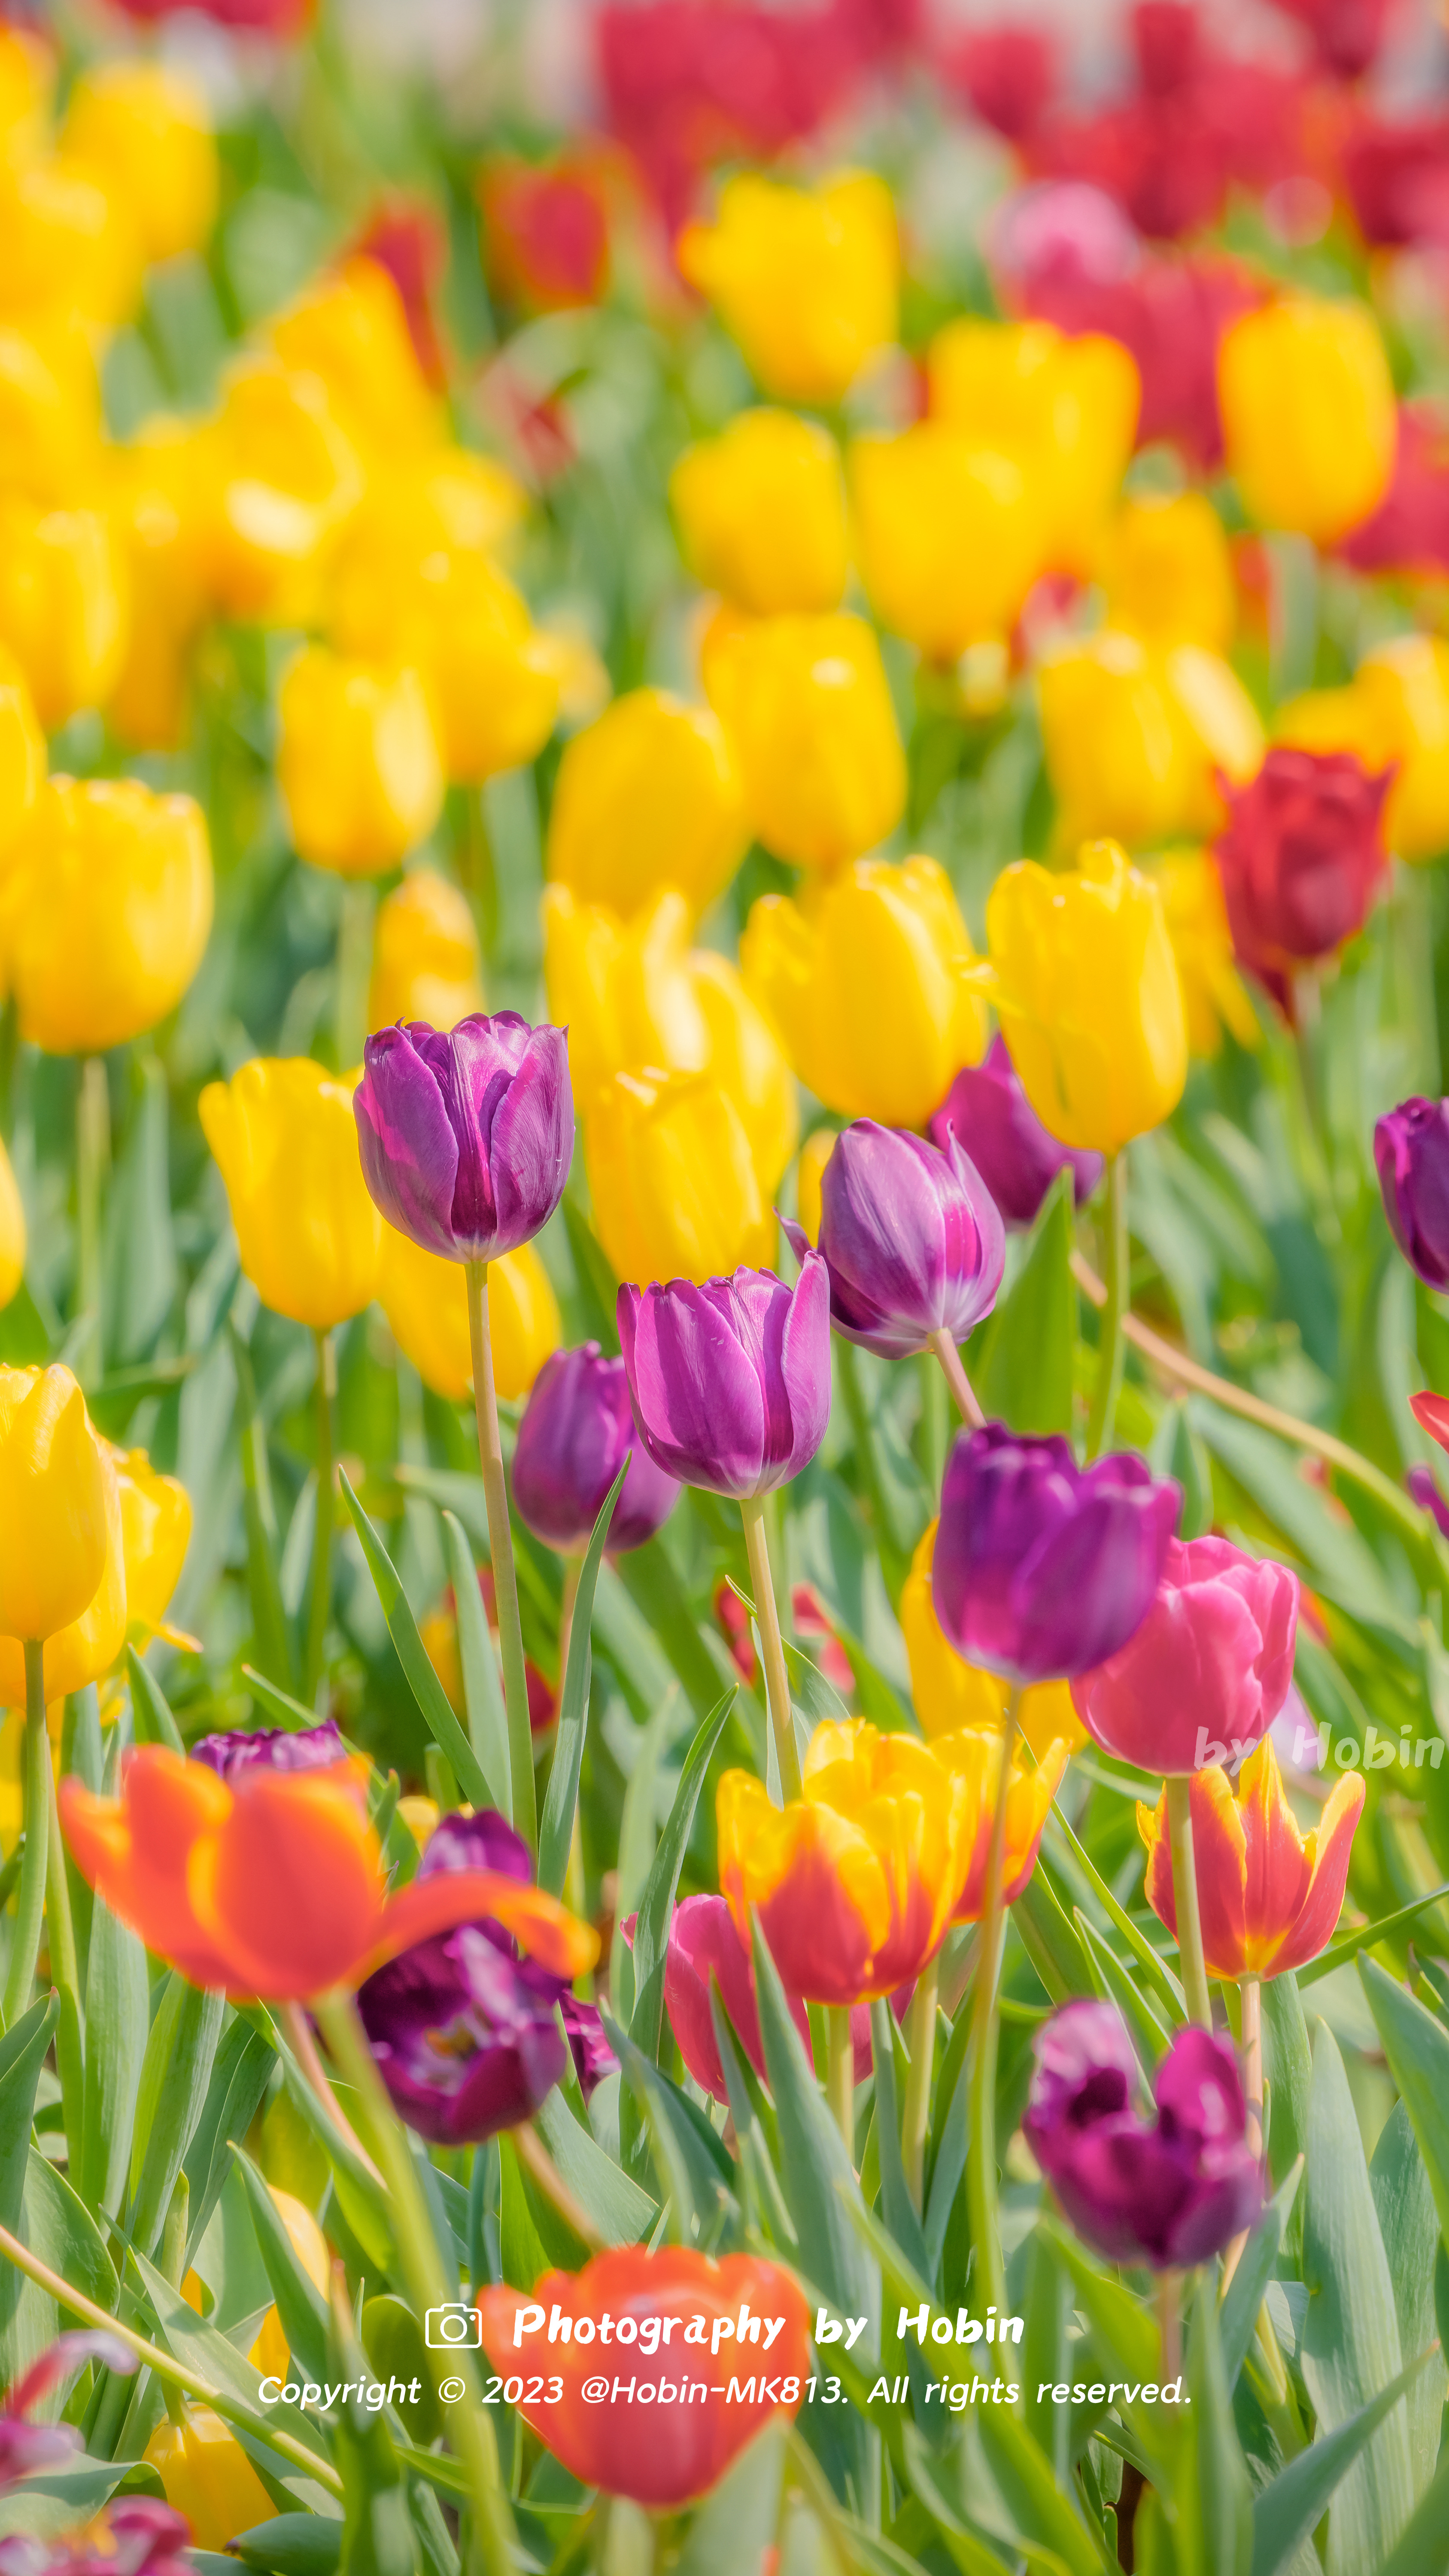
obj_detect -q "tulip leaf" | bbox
[126,2236,339,2502]
[706,1985,795,2254]
[338,1469,495,1817]
[230,1323,296,1693]
[972,1169,1075,1438]
[1220,2158,1303,2394]
[78,1891,149,2217]
[1049,1809,1185,2024]
[1375,2441,1449,2576]
[1021,2228,1072,2478]
[1039,2226,1176,2478]
[498,2132,558,2287]
[1074,1911,1178,2078]
[104,1053,178,1367]
[1249,2344,1437,2576]
[1012,1863,1094,2004]
[1179,2275,1254,2576]
[628,1683,736,2063]
[2,2148,121,2403]
[1360,1955,1449,2281]
[1298,1881,1449,1989]
[440,1506,511,1820]
[1371,2103,1446,2501]
[537,1461,627,1900]
[126,1645,185,1756]
[532,2089,657,2248]
[269,2043,395,2277]
[606,2009,736,2247]
[183,2015,276,2266]
[129,1973,225,2259]
[750,1913,879,2371]
[674,2422,786,2576]
[869,1997,931,2289]
[231,2143,332,2385]
[231,2516,343,2576]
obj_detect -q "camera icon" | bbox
[425,2305,482,2349]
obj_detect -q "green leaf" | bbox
[607,2009,735,2245]
[1220,2160,1303,2394]
[104,1054,177,1366]
[230,1321,295,1694]
[536,1462,626,1898]
[1075,1912,1177,2075]
[532,2089,657,2249]
[1375,2441,1449,2576]
[272,2046,393,2278]
[0,1993,61,2373]
[973,1170,1075,1436]
[1298,1883,1449,1989]
[1370,2101,1447,2501]
[129,1975,225,2257]
[183,2015,276,2265]
[1021,2227,1071,2480]
[4,2148,120,2397]
[360,2297,440,2445]
[231,2143,332,2384]
[440,1507,510,1820]
[79,1892,149,2215]
[675,2423,785,2576]
[869,1997,930,2288]
[1049,1810,1185,2024]
[1360,1954,1449,2251]
[231,2515,344,2576]
[498,2132,552,2289]
[126,1645,185,1754]
[339,1470,495,1814]
[628,1686,735,2062]
[1178,2276,1252,2576]
[1013,1864,1094,2004]
[1249,2344,1437,2576]
[328,2260,420,2576]
[1261,1975,1312,2199]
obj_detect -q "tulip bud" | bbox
[513,1343,680,1554]
[380,1228,560,1403]
[368,868,483,1033]
[1,155,142,330]
[671,408,848,615]
[704,610,906,873]
[200,1059,383,1331]
[930,1035,1103,1229]
[1072,1534,1298,1773]
[1102,490,1236,650]
[355,1013,573,1267]
[248,2186,329,2381]
[0,321,103,509]
[0,778,213,1055]
[0,1366,125,1703]
[618,1258,830,1500]
[1219,295,1395,544]
[61,61,217,265]
[1213,746,1390,1021]
[783,1119,1003,1361]
[927,317,1139,576]
[204,356,365,627]
[678,170,898,406]
[546,687,747,919]
[850,424,1044,660]
[277,648,444,877]
[1037,630,1262,849]
[143,2409,278,2553]
[583,1065,776,1285]
[0,498,128,729]
[268,255,440,469]
[1376,1095,1449,1291]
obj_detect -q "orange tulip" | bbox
[942,1727,1068,1924]
[60,1747,598,2002]
[1138,1737,1363,1980]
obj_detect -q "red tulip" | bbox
[351,202,448,386]
[477,156,612,313]
[1213,747,1391,1021]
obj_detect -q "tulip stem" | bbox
[3,1640,49,2026]
[315,1987,514,2576]
[929,1327,984,1431]
[740,1494,803,1807]
[967,1689,1019,2319]
[303,1328,336,1707]
[1157,2269,1182,2385]
[557,1549,583,1694]
[281,1999,383,2185]
[826,2006,854,2158]
[466,1258,538,1855]
[1084,1151,1127,1461]
[75,1054,110,1390]
[902,1954,939,2211]
[1221,1973,1264,2292]
[43,1743,84,2169]
[1165,1776,1212,2029]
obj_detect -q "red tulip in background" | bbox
[1213,747,1392,1021]
[351,203,449,386]
[1267,0,1391,81]
[478,156,614,313]
[943,22,1057,145]
[108,0,311,27]
[1339,405,1449,581]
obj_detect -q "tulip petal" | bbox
[187,1768,385,1999]
[366,1870,601,1984]
[482,1022,574,1258]
[1183,1765,1250,1979]
[621,1278,767,1496]
[355,1026,463,1260]
[1239,1738,1312,1970]
[1268,1769,1365,1977]
[60,1752,236,1988]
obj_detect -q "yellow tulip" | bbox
[398,1792,441,1850]
[0,26,53,164]
[902,1521,1085,1760]
[703,610,906,874]
[0,647,43,853]
[0,155,141,330]
[741,854,987,1130]
[927,317,1139,576]
[0,1133,24,1310]
[380,1229,560,1403]
[1037,629,1262,848]
[329,447,528,588]
[0,322,102,507]
[268,256,440,470]
[1151,848,1259,1057]
[546,686,747,918]
[104,417,213,751]
[1103,491,1236,651]
[61,61,217,265]
[850,424,1044,660]
[677,170,898,406]
[0,778,212,1055]
[368,868,483,1033]
[144,2408,277,2552]
[1218,296,1394,545]
[987,838,1188,1154]
[0,1365,125,1702]
[278,648,444,878]
[670,409,848,615]
[248,2187,330,2381]
[112,1447,191,1639]
[1283,638,1449,864]
[0,498,128,729]
[199,1060,383,1332]
[583,1066,778,1285]
[204,356,365,627]
[330,526,558,784]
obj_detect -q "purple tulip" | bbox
[357,1925,567,2145]
[191,1719,345,1781]
[930,1036,1104,1231]
[355,1012,573,1265]
[1408,1462,1449,1540]
[617,1258,831,1501]
[0,2502,192,2576]
[559,1992,618,2102]
[417,1806,533,1885]
[1024,1999,1262,2269]
[1375,1095,1449,1292]
[2,2334,134,2492]
[934,1423,1180,1684]
[513,1344,681,1554]
[781,1120,1005,1361]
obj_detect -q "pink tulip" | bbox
[1070,1534,1298,1774]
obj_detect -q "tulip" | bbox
[781,1120,1003,1382]
[0,499,128,730]
[357,1923,568,2145]
[677,170,898,406]
[1103,490,1236,650]
[664,1892,811,2097]
[0,1135,25,1312]
[0,322,103,516]
[0,156,142,331]
[1037,631,1263,849]
[0,1367,124,1700]
[1151,847,1260,1057]
[1139,1737,1363,1982]
[1070,1534,1299,1774]
[582,1065,780,1285]
[1023,1999,1261,2267]
[1213,747,1391,1021]
[200,1059,382,1331]
[104,420,213,752]
[203,356,365,628]
[380,1229,560,1404]
[1376,1096,1449,1292]
[329,525,560,784]
[0,650,43,854]
[61,61,217,265]
[741,856,987,1131]
[143,2407,277,2550]
[1408,1462,1449,1539]
[113,1447,191,1642]
[618,1260,829,1507]
[850,424,1044,661]
[926,316,1139,576]
[671,409,848,616]
[1413,1390,1449,1454]
[901,1520,1087,1759]
[0,778,212,1057]
[930,1036,1103,1231]
[1219,296,1395,546]
[477,2250,811,2506]
[355,1014,572,1270]
[1,2332,135,2489]
[350,201,448,389]
[478,151,611,313]
[192,1719,346,1781]
[545,688,748,920]
[368,869,483,1034]
[705,610,907,874]
[0,2500,193,2576]
[1315,639,1449,865]
[559,1993,617,2101]
[268,256,440,472]
[277,649,444,878]
[59,1745,598,2001]
[513,1344,680,1555]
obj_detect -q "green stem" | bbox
[3,1640,49,2026]
[44,1734,84,2169]
[902,1953,939,2212]
[302,1328,336,1707]
[1222,1972,1263,2293]
[930,1327,984,1429]
[967,1688,1019,2318]
[740,1493,803,1805]
[335,879,376,1070]
[1157,2270,1182,2385]
[918,1346,949,1495]
[75,1055,110,1390]
[465,1258,536,1854]
[1084,1151,1126,1461]
[826,2005,854,2158]
[1166,1775,1212,2028]
[315,1990,513,2576]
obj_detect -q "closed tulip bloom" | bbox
[936,1423,1180,1686]
[927,317,1139,576]
[0,322,104,512]
[1378,1097,1449,1291]
[368,869,483,1034]
[104,419,213,751]
[1103,491,1236,651]
[1214,747,1390,1021]
[1140,1737,1363,1981]
[143,2409,276,2552]
[0,1135,25,1311]
[0,778,212,1055]
[1219,298,1394,545]
[742,856,987,1131]
[380,1229,559,1403]
[851,426,1044,661]
[330,526,559,784]
[192,1719,346,1782]
[268,257,439,471]
[113,1447,191,1640]
[618,1258,829,1500]
[61,61,218,264]
[355,1013,572,1267]
[0,155,142,331]
[782,1119,1003,1361]
[583,1065,780,1285]
[678,171,898,406]
[0,499,128,730]
[513,1344,680,1554]
[1071,1535,1299,1774]
[664,1892,810,2097]
[478,2250,811,2506]
[902,1520,1088,1759]
[200,1059,382,1331]
[0,650,43,854]
[204,357,364,628]
[1037,631,1263,849]
[0,1366,112,1652]
[704,610,906,875]
[930,1035,1103,1230]
[546,688,747,919]
[671,409,848,615]
[1151,848,1261,1057]
[277,649,444,877]
[1024,1999,1261,2268]
[987,839,1188,1155]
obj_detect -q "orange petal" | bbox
[1269,1770,1365,1977]
[61,1751,234,1979]
[365,1871,601,1984]
[188,1768,386,2001]
[1239,1738,1311,1968]
[1186,1765,1249,1980]
[1139,1791,1178,1941]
